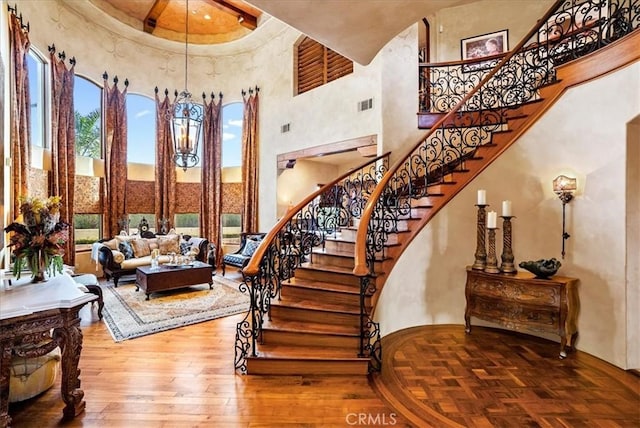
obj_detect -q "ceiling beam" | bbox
[143,0,170,34]
[204,0,258,30]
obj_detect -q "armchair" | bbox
[221,232,266,276]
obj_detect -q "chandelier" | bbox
[171,0,203,171]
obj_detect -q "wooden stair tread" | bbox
[325,236,401,248]
[254,345,365,360]
[311,248,355,258]
[286,277,360,295]
[262,319,360,336]
[298,262,357,275]
[273,295,360,313]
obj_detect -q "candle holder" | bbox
[484,227,500,273]
[500,216,517,274]
[472,204,488,270]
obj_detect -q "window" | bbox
[222,102,243,167]
[222,213,241,245]
[27,49,46,148]
[74,76,102,158]
[175,213,200,236]
[129,214,155,235]
[127,94,156,164]
[74,214,101,248]
[296,36,353,95]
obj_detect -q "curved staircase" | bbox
[235,0,640,375]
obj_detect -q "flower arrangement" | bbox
[4,195,69,281]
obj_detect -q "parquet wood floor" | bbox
[7,274,639,427]
[371,325,640,428]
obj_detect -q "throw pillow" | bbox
[130,238,151,258]
[157,234,180,255]
[179,240,191,256]
[118,241,134,259]
[103,238,118,250]
[241,239,261,257]
[111,250,125,264]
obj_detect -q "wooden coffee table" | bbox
[135,261,214,300]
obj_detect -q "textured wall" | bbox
[376,63,640,369]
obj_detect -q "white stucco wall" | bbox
[376,62,640,369]
[276,160,339,218]
[432,0,554,62]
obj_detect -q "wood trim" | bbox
[277,135,377,169]
[143,0,170,34]
[205,0,258,30]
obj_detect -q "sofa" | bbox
[221,232,266,276]
[95,233,210,287]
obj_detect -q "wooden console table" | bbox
[0,273,96,428]
[464,266,579,358]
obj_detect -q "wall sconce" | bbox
[553,175,577,259]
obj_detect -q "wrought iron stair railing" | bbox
[354,0,639,367]
[234,152,389,373]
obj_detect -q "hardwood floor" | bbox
[7,272,639,427]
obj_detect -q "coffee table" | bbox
[135,261,214,300]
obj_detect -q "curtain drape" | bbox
[8,12,30,217]
[200,92,223,264]
[49,49,76,265]
[241,88,259,233]
[154,88,176,232]
[102,76,128,238]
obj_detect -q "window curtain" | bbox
[200,92,223,264]
[49,47,76,265]
[241,88,259,233]
[154,88,176,231]
[8,11,30,217]
[102,75,128,238]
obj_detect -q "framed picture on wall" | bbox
[461,30,509,60]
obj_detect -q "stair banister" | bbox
[352,0,566,277]
[234,152,389,373]
[242,152,390,278]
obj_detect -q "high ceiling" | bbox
[91,0,477,64]
[91,0,262,44]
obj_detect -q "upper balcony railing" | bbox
[420,0,638,116]
[356,0,639,278]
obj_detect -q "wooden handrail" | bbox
[243,151,391,277]
[353,0,566,276]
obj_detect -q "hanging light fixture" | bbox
[171,0,203,171]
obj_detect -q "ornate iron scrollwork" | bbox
[235,155,389,373]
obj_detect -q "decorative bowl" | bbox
[518,258,561,278]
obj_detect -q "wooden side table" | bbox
[0,273,96,427]
[464,267,579,358]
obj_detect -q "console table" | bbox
[464,267,579,358]
[0,273,96,428]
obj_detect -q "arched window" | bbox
[127,93,156,164]
[27,49,47,148]
[73,76,103,247]
[74,76,102,158]
[222,102,243,167]
[295,36,353,95]
[221,102,243,245]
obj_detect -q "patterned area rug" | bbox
[102,275,249,342]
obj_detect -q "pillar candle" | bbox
[477,189,486,205]
[487,211,497,228]
[502,200,512,217]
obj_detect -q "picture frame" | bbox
[461,30,509,61]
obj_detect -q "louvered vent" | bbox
[281,123,291,133]
[358,98,373,111]
[296,37,353,95]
